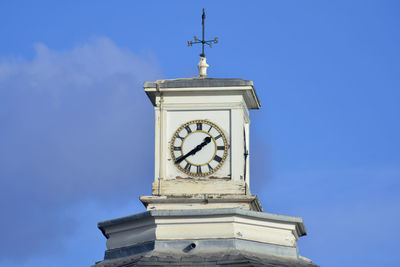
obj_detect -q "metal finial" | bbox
[187,8,218,58]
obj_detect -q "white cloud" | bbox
[0,37,162,262]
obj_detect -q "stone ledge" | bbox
[140,195,263,212]
[98,208,305,232]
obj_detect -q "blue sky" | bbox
[0,1,399,266]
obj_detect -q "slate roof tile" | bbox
[93,251,319,267]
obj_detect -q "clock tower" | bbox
[92,9,318,267]
[140,77,262,211]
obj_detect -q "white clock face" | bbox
[170,120,228,177]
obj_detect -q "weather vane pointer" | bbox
[187,8,218,58]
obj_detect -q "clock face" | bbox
[170,119,228,177]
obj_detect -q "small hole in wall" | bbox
[183,242,197,252]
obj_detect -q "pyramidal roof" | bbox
[93,250,318,267]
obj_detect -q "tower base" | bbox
[93,208,318,267]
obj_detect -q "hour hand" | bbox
[175,137,211,164]
[194,136,211,152]
[191,136,211,155]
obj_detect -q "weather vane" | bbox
[187,8,218,58]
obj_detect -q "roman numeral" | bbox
[197,166,202,174]
[215,134,222,140]
[184,163,192,171]
[208,125,212,132]
[217,146,225,150]
[185,126,192,134]
[177,135,184,140]
[174,146,181,151]
[196,123,202,130]
[214,155,222,163]
[207,164,213,171]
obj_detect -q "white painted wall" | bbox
[146,83,255,197]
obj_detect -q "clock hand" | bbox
[175,136,211,164]
[175,147,198,164]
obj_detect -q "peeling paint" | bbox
[208,176,230,180]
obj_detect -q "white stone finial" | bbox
[198,57,209,78]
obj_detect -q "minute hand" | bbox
[175,136,211,164]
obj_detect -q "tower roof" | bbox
[143,77,261,109]
[93,250,318,267]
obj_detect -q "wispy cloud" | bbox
[0,37,162,262]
